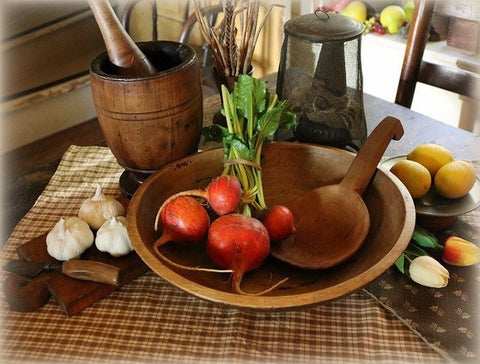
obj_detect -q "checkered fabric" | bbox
[1,145,474,363]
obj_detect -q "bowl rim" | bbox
[127,142,416,310]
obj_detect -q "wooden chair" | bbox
[119,0,189,41]
[178,4,223,68]
[395,0,480,116]
[118,0,220,67]
[118,0,220,95]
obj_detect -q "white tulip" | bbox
[409,256,449,288]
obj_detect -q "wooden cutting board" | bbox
[4,197,149,316]
[9,232,149,316]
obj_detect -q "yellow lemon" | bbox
[407,143,454,176]
[434,160,476,199]
[390,159,432,199]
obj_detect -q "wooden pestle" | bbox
[87,0,157,76]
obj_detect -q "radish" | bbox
[152,190,287,295]
[262,205,295,242]
[206,175,243,215]
[207,213,288,295]
[156,175,243,217]
[153,195,232,274]
[153,196,209,247]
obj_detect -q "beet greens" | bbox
[203,75,296,217]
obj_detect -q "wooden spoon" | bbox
[270,116,404,270]
[87,0,157,76]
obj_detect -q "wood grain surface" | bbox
[2,82,479,243]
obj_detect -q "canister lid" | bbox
[284,12,364,42]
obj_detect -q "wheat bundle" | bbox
[193,0,283,77]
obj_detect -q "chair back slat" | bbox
[419,62,480,100]
[395,0,480,109]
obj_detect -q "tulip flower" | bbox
[408,256,449,288]
[442,236,480,266]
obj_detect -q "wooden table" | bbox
[2,90,479,242]
[1,87,479,363]
[201,88,480,160]
[361,93,480,159]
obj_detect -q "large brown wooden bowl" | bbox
[127,142,415,310]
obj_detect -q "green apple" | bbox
[340,1,367,23]
[380,5,406,34]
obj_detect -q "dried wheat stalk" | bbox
[193,0,283,77]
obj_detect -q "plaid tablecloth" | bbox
[1,145,478,363]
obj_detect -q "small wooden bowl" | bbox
[127,142,415,310]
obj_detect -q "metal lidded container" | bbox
[276,11,366,149]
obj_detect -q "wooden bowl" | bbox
[127,142,415,310]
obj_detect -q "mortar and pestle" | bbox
[88,0,203,197]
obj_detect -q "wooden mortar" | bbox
[89,41,203,196]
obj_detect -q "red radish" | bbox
[157,175,243,217]
[153,196,209,247]
[207,175,243,215]
[153,195,232,274]
[262,205,295,242]
[207,213,287,295]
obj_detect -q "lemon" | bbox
[407,143,454,176]
[434,160,476,199]
[390,159,432,199]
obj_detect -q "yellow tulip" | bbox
[442,236,480,266]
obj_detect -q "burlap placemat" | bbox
[1,145,475,363]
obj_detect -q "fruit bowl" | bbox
[380,155,480,229]
[127,142,415,310]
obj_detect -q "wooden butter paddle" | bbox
[270,116,404,269]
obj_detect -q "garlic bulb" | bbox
[46,217,94,261]
[95,216,133,257]
[79,183,125,229]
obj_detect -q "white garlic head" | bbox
[46,217,94,261]
[95,216,133,257]
[78,183,125,230]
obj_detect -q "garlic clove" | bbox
[95,216,133,257]
[46,217,94,261]
[78,183,125,230]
